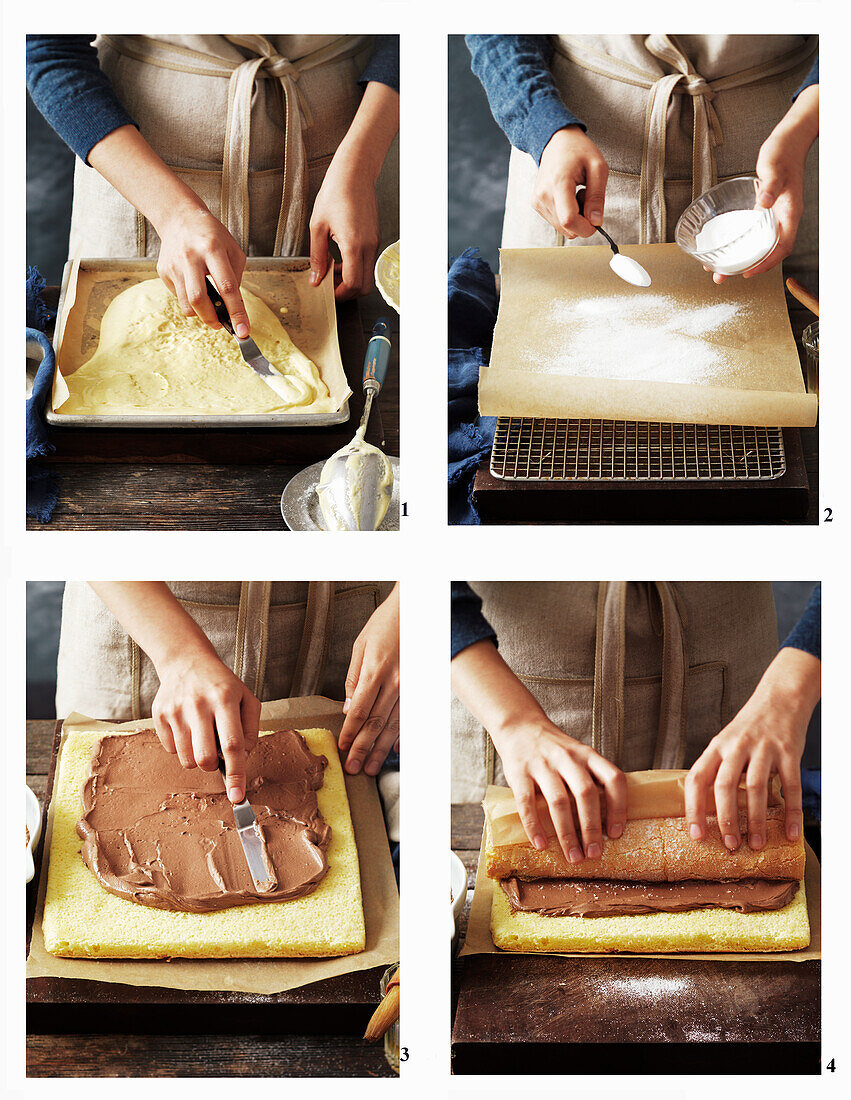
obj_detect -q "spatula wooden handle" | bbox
[364,967,400,1041]
[785,277,819,318]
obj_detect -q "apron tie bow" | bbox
[682,74,711,96]
[103,34,367,255]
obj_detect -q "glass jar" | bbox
[802,321,819,397]
[379,964,400,1074]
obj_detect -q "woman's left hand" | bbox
[308,80,398,301]
[309,149,381,301]
[709,84,818,284]
[685,647,820,851]
[338,584,400,775]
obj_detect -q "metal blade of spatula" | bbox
[204,276,296,403]
[217,753,274,891]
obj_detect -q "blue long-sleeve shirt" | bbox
[27,34,399,165]
[451,582,821,661]
[466,35,818,166]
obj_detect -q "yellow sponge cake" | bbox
[42,727,366,959]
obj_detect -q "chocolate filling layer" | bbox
[500,876,799,918]
[77,728,331,912]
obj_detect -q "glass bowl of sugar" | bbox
[675,176,778,276]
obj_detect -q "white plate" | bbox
[450,850,468,954]
[26,785,42,884]
[280,457,400,531]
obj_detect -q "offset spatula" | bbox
[204,276,296,403]
[217,751,274,891]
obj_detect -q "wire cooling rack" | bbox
[490,418,786,482]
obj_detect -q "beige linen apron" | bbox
[451,581,778,802]
[56,580,393,720]
[502,35,818,283]
[69,34,399,259]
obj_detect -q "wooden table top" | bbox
[26,719,394,1078]
[451,802,820,1075]
[27,291,399,532]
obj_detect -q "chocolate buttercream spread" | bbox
[500,876,799,918]
[77,728,331,912]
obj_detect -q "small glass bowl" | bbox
[675,175,778,275]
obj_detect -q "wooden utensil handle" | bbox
[785,277,819,318]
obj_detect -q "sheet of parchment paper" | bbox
[52,260,351,413]
[460,822,820,963]
[479,244,817,427]
[27,697,399,994]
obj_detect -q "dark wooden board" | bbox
[27,293,400,531]
[473,427,811,525]
[451,804,821,1075]
[27,1032,394,1078]
[27,721,388,1040]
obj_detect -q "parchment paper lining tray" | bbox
[479,245,818,428]
[460,820,820,964]
[27,697,399,995]
[48,258,352,427]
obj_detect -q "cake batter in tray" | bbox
[47,258,352,428]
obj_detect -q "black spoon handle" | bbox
[575,186,619,254]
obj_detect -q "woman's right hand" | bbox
[156,203,250,337]
[533,126,610,240]
[495,715,628,864]
[152,646,261,805]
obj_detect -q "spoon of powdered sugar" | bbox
[576,187,651,288]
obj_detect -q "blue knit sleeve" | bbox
[466,34,585,165]
[794,56,818,101]
[26,35,137,165]
[358,35,399,93]
[451,582,497,658]
[781,583,820,660]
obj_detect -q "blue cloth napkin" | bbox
[802,767,820,822]
[26,267,58,522]
[448,249,498,525]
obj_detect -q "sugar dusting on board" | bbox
[537,291,754,387]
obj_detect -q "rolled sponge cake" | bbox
[42,728,366,959]
[489,868,810,954]
[484,779,810,954]
[486,807,805,882]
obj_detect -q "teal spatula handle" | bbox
[363,318,391,392]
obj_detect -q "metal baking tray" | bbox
[47,258,351,428]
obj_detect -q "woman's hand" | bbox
[338,585,400,775]
[709,84,818,284]
[533,126,610,240]
[309,81,398,300]
[496,715,627,864]
[685,647,820,850]
[451,638,626,862]
[309,151,381,300]
[156,203,250,335]
[85,125,250,333]
[152,646,261,805]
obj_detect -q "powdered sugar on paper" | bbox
[530,291,755,387]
